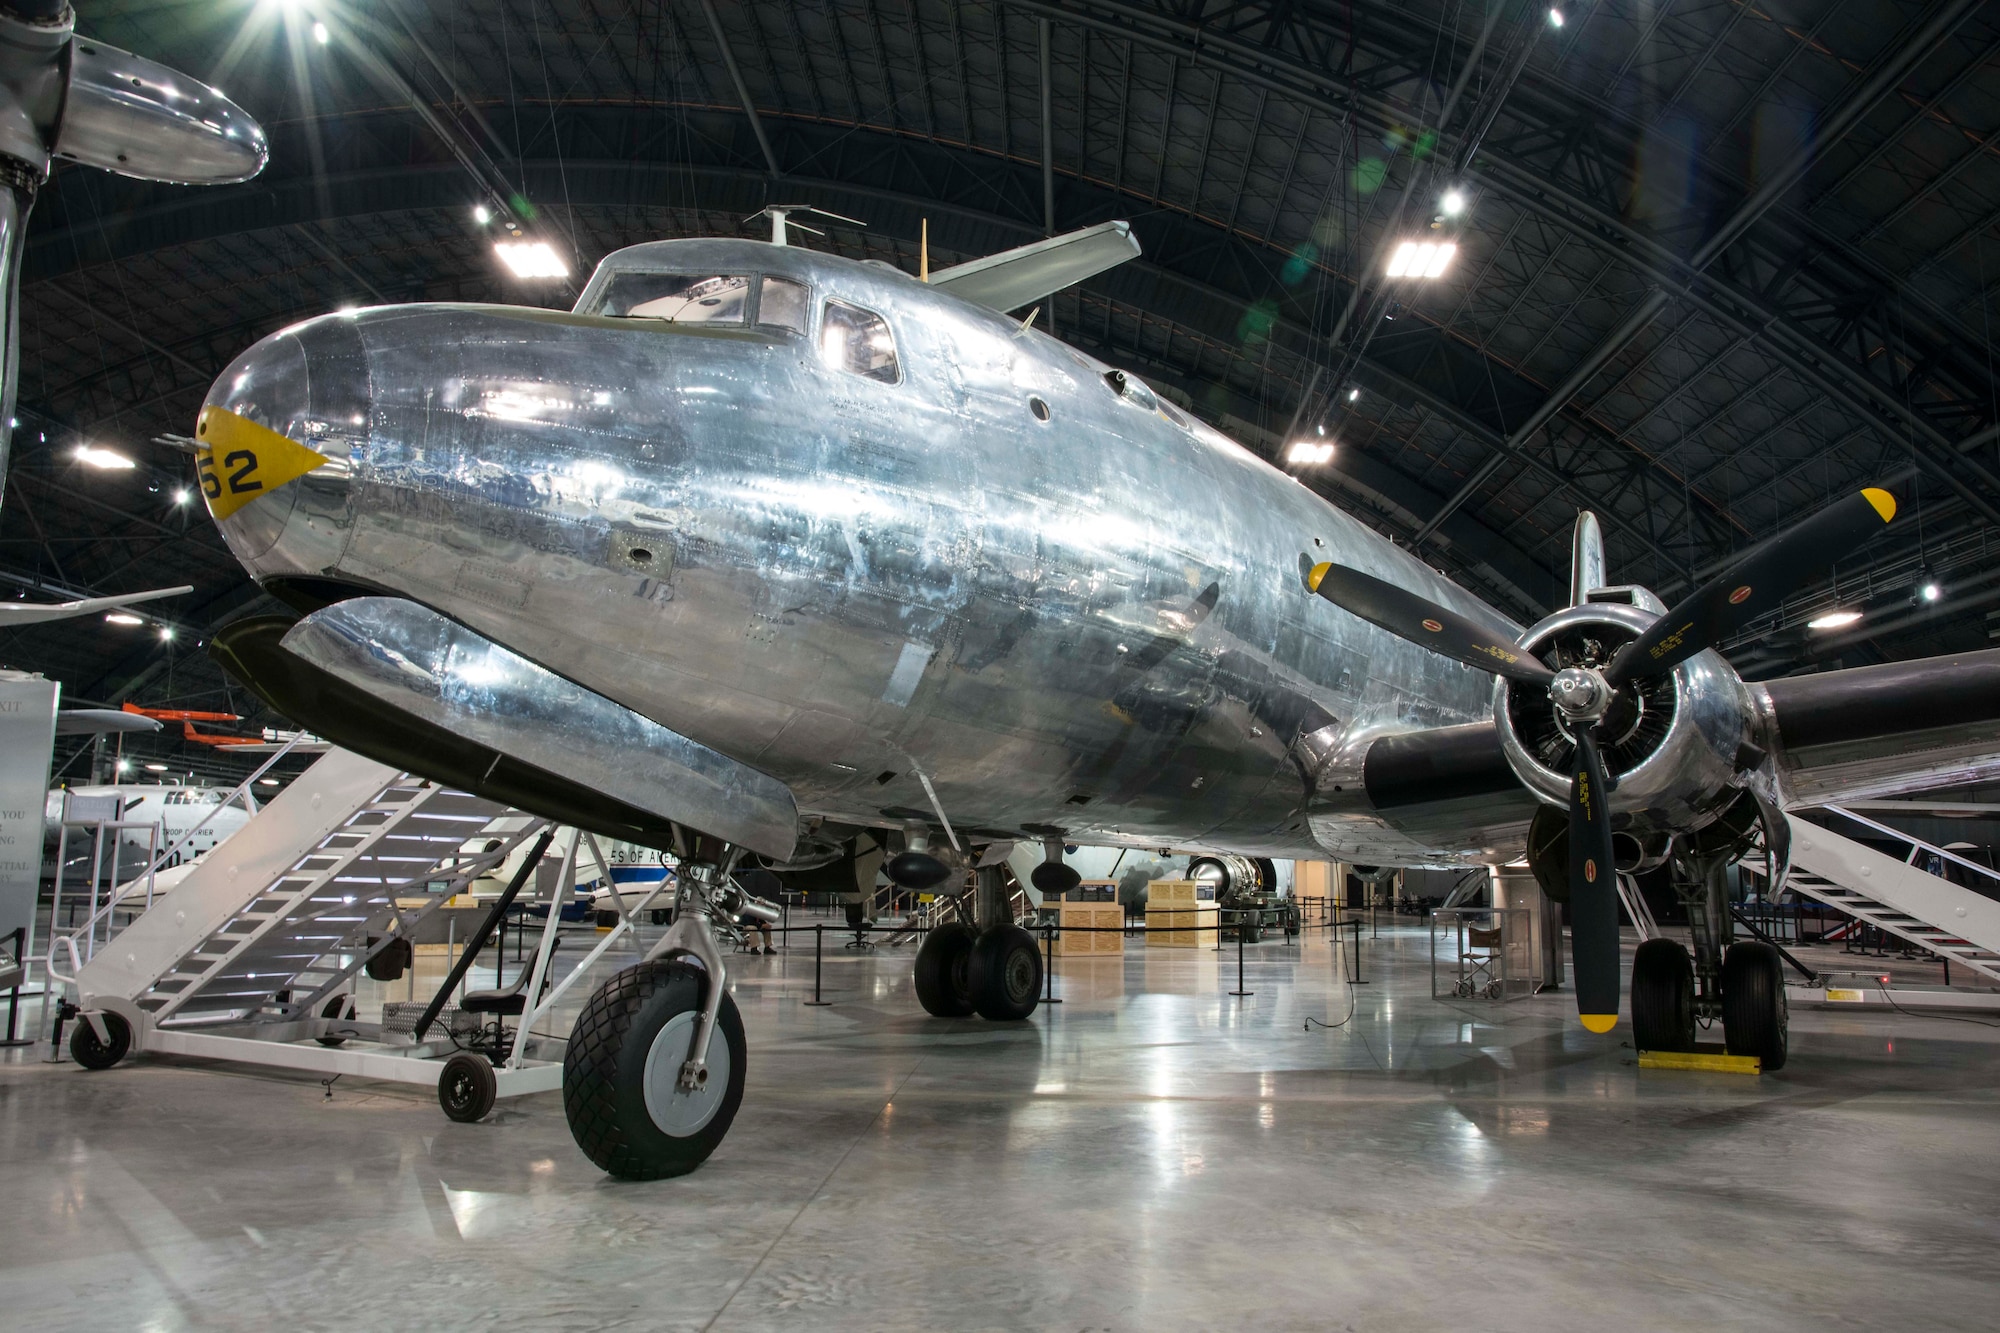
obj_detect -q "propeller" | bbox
[1604,487,1896,686]
[1305,562,1553,685]
[1302,486,1896,1031]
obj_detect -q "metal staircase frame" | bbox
[1764,806,2000,989]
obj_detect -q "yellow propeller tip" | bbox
[1306,561,1332,593]
[1862,487,1896,522]
[1579,1014,1618,1034]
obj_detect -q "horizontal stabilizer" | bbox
[930,221,1140,313]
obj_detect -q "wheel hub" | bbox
[642,1009,730,1136]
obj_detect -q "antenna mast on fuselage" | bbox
[746,204,867,246]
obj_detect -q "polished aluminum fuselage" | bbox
[210,239,1522,863]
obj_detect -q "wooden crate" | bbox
[1149,879,1201,905]
[1145,901,1218,948]
[1054,900,1125,956]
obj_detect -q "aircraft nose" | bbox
[200,313,368,566]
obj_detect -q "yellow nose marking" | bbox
[1580,1014,1618,1033]
[194,405,330,521]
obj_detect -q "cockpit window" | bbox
[820,299,899,383]
[590,273,750,323]
[758,276,810,334]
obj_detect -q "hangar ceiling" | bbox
[5,0,1999,778]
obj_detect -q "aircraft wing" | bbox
[56,710,163,736]
[929,221,1141,313]
[0,585,192,626]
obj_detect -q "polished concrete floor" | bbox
[5,918,2000,1330]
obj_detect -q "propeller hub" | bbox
[1550,666,1612,723]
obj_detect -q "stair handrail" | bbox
[1817,805,2000,887]
[45,734,306,978]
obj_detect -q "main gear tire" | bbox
[913,920,977,1017]
[1722,940,1788,1071]
[563,960,746,1180]
[967,924,1042,1022]
[1630,938,1696,1053]
[70,1011,131,1070]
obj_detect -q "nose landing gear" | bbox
[561,838,751,1180]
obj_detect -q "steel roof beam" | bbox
[696,0,781,178]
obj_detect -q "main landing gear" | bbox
[562,835,757,1180]
[911,859,1044,1022]
[1627,849,1788,1070]
[913,921,1043,1021]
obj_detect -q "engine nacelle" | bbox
[1494,601,1755,838]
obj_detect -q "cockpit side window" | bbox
[757,276,810,335]
[820,299,900,383]
[588,273,750,323]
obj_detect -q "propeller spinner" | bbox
[1304,486,1897,1031]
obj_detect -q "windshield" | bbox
[588,273,750,323]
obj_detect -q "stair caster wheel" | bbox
[439,1053,497,1123]
[913,921,978,1017]
[967,924,1042,1021]
[563,960,745,1180]
[70,1012,131,1071]
[1631,938,1697,1053]
[1722,941,1788,1071]
[317,994,359,1049]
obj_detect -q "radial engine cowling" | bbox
[1494,601,1755,838]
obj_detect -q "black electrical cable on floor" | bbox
[1304,913,1357,1032]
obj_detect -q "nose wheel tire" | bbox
[1722,941,1788,1071]
[439,1053,497,1123]
[913,920,978,1017]
[967,924,1043,1022]
[1631,938,1696,1053]
[563,960,746,1180]
[69,1012,131,1071]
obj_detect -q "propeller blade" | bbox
[1567,729,1621,1033]
[1606,487,1896,686]
[1305,560,1554,686]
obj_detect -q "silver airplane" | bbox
[190,216,2000,1179]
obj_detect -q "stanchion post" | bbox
[1040,919,1062,1004]
[1228,909,1253,997]
[804,922,832,1006]
[0,926,30,1047]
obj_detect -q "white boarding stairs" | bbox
[66,748,538,1029]
[1770,807,2000,986]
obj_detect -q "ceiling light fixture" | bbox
[158,626,176,641]
[494,240,568,279]
[173,487,191,505]
[1386,240,1456,279]
[1287,440,1336,465]
[1548,7,1565,26]
[74,444,136,470]
[104,612,144,626]
[473,204,491,225]
[312,21,329,44]
[1921,580,1942,603]
[1440,189,1466,216]
[144,762,168,772]
[258,778,280,786]
[1806,610,1862,630]
[1347,388,1361,402]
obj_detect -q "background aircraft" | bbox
[185,221,2000,1180]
